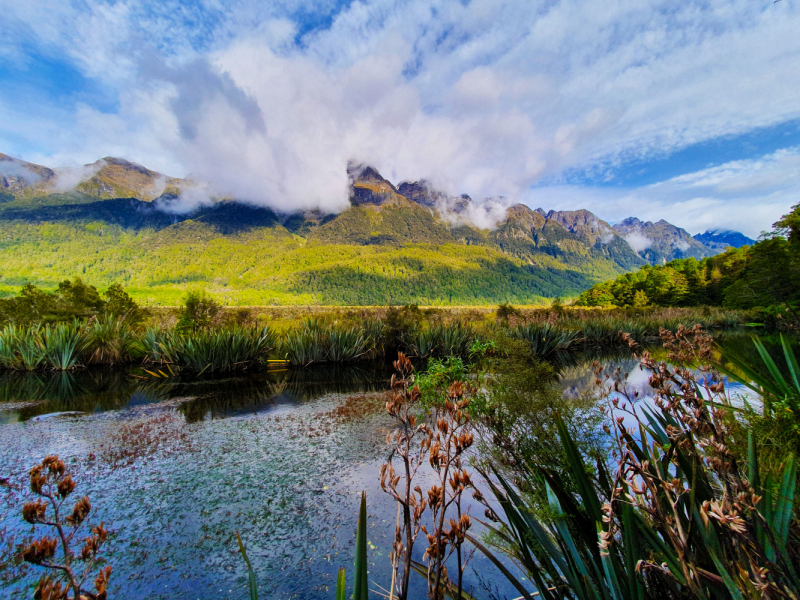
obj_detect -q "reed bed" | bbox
[154,326,275,373]
[400,322,476,358]
[0,305,746,372]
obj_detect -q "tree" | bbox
[103,283,142,322]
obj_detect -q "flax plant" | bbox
[83,314,138,365]
[380,353,430,600]
[422,380,476,599]
[470,325,799,599]
[21,455,112,600]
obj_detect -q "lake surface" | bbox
[0,336,768,599]
[1,362,528,599]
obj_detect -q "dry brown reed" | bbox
[380,353,477,600]
[20,455,111,600]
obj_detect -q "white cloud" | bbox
[436,195,512,230]
[50,160,106,192]
[0,158,42,183]
[524,147,800,238]
[155,181,215,214]
[624,233,652,253]
[0,0,798,219]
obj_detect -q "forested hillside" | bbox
[576,203,800,316]
[0,153,746,305]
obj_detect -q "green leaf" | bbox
[781,334,800,396]
[776,453,797,547]
[555,413,603,524]
[354,491,369,600]
[465,534,536,600]
[336,567,346,600]
[236,531,258,600]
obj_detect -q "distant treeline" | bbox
[576,203,800,319]
[0,279,141,326]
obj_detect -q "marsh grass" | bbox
[401,322,475,359]
[0,305,747,372]
[158,326,275,373]
[84,314,138,365]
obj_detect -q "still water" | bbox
[0,337,765,599]
[1,362,527,599]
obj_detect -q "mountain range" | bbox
[0,153,754,305]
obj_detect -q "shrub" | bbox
[102,283,143,323]
[175,290,221,333]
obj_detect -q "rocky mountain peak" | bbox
[693,229,756,250]
[0,154,56,194]
[99,157,159,177]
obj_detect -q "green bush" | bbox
[175,290,221,333]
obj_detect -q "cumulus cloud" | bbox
[0,0,799,224]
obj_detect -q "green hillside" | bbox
[0,195,639,305]
[0,156,656,306]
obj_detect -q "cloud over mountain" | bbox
[1,0,799,229]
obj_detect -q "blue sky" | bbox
[1,0,799,237]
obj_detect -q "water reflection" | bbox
[0,331,790,599]
[0,363,396,424]
[1,331,789,424]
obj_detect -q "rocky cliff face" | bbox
[545,209,616,245]
[76,157,182,201]
[0,153,181,201]
[0,153,56,195]
[347,163,412,207]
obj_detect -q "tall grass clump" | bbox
[326,327,369,362]
[282,318,375,365]
[360,317,385,359]
[84,314,138,365]
[401,321,475,358]
[0,325,47,371]
[140,327,172,364]
[282,318,326,365]
[511,322,578,355]
[0,325,22,369]
[41,321,85,370]
[160,326,274,374]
